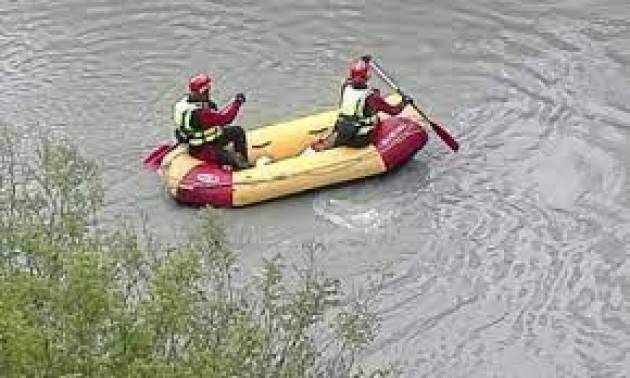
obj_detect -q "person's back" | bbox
[173,73,251,170]
[335,76,380,148]
[312,57,412,151]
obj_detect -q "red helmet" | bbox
[188,73,210,94]
[348,59,370,84]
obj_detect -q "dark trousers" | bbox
[188,126,249,168]
[333,118,372,148]
[212,125,248,164]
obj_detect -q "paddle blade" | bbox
[143,144,173,171]
[430,120,459,152]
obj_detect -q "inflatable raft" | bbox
[157,99,429,207]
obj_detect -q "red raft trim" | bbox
[175,164,233,207]
[372,117,428,170]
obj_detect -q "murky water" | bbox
[2,0,630,376]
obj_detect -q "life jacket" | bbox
[338,82,379,136]
[173,96,221,147]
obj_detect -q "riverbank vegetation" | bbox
[0,124,397,377]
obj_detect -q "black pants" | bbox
[333,118,372,148]
[187,125,248,168]
[211,125,248,166]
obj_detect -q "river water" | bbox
[2,0,629,376]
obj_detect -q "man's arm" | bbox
[195,100,242,128]
[366,90,406,115]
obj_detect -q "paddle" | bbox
[363,56,459,152]
[143,143,177,171]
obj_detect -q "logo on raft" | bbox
[378,124,409,148]
[196,173,221,186]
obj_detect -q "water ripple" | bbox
[1,0,629,376]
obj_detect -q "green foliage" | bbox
[0,123,397,377]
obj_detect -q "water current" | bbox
[2,0,629,376]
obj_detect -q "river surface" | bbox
[2,0,630,376]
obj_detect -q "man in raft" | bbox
[313,56,413,150]
[312,56,413,151]
[173,73,251,170]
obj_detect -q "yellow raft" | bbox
[157,100,429,207]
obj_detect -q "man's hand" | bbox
[235,93,246,104]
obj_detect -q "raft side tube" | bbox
[176,164,233,207]
[231,146,386,207]
[373,117,428,170]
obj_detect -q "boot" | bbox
[231,151,253,170]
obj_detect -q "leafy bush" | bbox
[0,124,398,377]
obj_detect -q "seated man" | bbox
[173,73,251,169]
[313,57,412,151]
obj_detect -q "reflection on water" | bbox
[1,0,629,376]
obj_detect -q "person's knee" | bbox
[227,126,246,141]
[230,125,245,134]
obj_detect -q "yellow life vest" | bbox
[173,96,221,147]
[338,85,379,136]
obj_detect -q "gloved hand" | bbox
[402,94,414,105]
[361,55,372,63]
[235,93,246,104]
